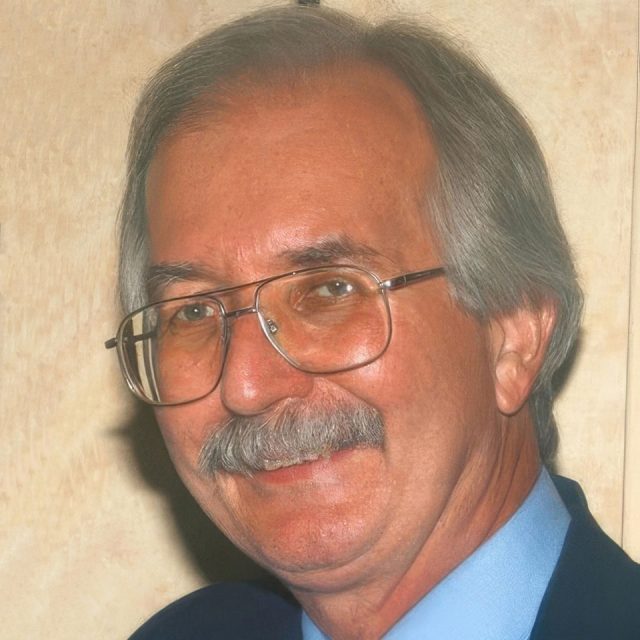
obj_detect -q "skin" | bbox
[145,63,554,639]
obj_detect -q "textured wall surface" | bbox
[2,1,638,637]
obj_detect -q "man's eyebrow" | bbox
[279,235,384,267]
[146,262,223,300]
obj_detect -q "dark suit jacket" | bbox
[530,476,640,639]
[130,476,640,639]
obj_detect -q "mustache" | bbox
[198,398,384,476]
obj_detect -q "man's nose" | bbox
[218,311,314,415]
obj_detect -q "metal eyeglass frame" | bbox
[105,264,446,406]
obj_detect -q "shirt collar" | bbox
[302,468,570,640]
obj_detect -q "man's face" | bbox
[145,64,503,593]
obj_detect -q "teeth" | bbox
[261,452,323,471]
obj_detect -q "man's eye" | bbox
[175,302,216,322]
[313,279,356,298]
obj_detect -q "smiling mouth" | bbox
[250,447,370,484]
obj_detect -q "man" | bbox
[106,4,640,639]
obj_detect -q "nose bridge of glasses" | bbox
[211,279,284,349]
[212,278,261,322]
[226,305,258,321]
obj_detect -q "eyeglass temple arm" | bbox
[381,267,446,291]
[104,329,157,350]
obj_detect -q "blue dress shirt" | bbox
[302,468,570,640]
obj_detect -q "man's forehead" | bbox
[147,65,435,209]
[144,60,439,291]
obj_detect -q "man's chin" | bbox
[206,447,391,583]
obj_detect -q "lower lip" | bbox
[252,448,356,484]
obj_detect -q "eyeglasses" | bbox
[105,264,445,406]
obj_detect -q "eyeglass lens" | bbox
[118,266,391,405]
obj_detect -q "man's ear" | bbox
[488,301,557,416]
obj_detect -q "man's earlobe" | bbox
[489,302,557,416]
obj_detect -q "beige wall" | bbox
[2,1,638,637]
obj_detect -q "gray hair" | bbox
[118,5,582,465]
